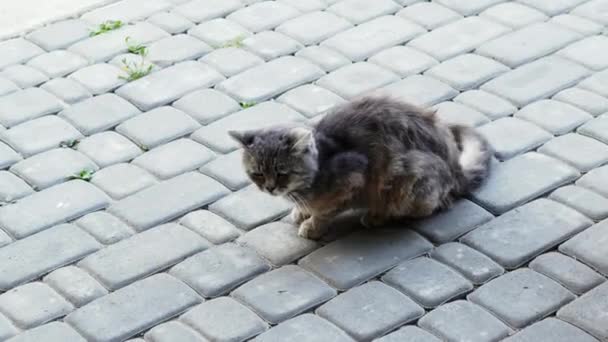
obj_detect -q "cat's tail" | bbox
[451,126,492,190]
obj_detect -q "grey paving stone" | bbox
[503,317,599,342]
[279,0,327,12]
[550,14,603,35]
[173,0,243,23]
[557,281,608,340]
[480,2,548,28]
[431,242,505,284]
[560,219,608,276]
[1,65,49,88]
[0,76,19,96]
[572,0,608,24]
[26,19,90,51]
[558,36,608,71]
[469,269,575,328]
[295,46,351,72]
[519,0,587,15]
[579,69,608,98]
[188,18,252,48]
[60,94,141,135]
[478,117,552,160]
[80,0,171,24]
[0,142,21,169]
[243,31,303,61]
[578,114,608,145]
[424,53,509,91]
[90,163,157,200]
[433,102,490,127]
[199,47,264,77]
[232,265,335,324]
[0,88,64,128]
[0,223,101,290]
[209,185,291,230]
[174,89,240,125]
[191,102,305,153]
[147,12,194,34]
[79,223,208,290]
[576,164,608,197]
[318,62,398,99]
[0,229,11,247]
[238,222,318,266]
[433,0,506,15]
[75,211,134,245]
[397,2,462,30]
[0,180,109,238]
[76,131,143,167]
[412,199,493,243]
[530,252,605,295]
[382,257,473,308]
[218,56,323,103]
[227,1,300,33]
[180,210,240,244]
[69,63,126,95]
[10,148,98,190]
[171,243,268,297]
[277,84,344,118]
[418,300,512,342]
[368,46,438,77]
[408,17,509,61]
[317,281,423,340]
[41,78,92,104]
[117,60,224,111]
[276,11,351,46]
[553,88,608,116]
[539,133,608,172]
[147,34,212,67]
[68,23,170,63]
[0,171,33,202]
[462,198,591,268]
[199,149,249,191]
[117,107,199,149]
[44,266,108,307]
[0,38,44,70]
[328,0,400,24]
[0,314,18,341]
[26,50,88,78]
[253,314,354,342]
[181,297,268,341]
[550,185,608,221]
[109,172,229,230]
[515,99,593,135]
[6,322,86,342]
[454,90,517,120]
[378,75,458,108]
[0,282,73,328]
[300,229,432,290]
[476,23,581,67]
[482,56,590,108]
[374,326,442,342]
[145,321,208,342]
[66,273,202,342]
[0,115,83,157]
[322,15,425,61]
[132,138,214,179]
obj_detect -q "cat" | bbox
[229,96,492,239]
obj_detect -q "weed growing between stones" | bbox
[119,36,153,81]
[240,101,257,109]
[221,36,245,48]
[59,139,80,149]
[71,169,95,182]
[89,20,123,36]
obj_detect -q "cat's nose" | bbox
[266,185,276,192]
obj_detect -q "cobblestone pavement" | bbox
[0,0,607,341]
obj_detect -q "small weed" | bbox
[90,20,123,36]
[119,58,153,81]
[71,169,95,182]
[59,139,80,148]
[221,36,245,48]
[125,36,148,56]
[240,101,256,109]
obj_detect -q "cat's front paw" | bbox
[298,218,324,240]
[290,207,308,224]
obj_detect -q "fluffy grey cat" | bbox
[229,96,492,239]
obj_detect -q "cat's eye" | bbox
[251,172,264,179]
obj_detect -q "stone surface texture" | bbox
[0,0,606,340]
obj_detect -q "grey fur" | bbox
[230,96,492,239]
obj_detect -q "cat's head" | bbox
[229,126,318,196]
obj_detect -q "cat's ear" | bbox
[290,127,314,153]
[229,130,256,147]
